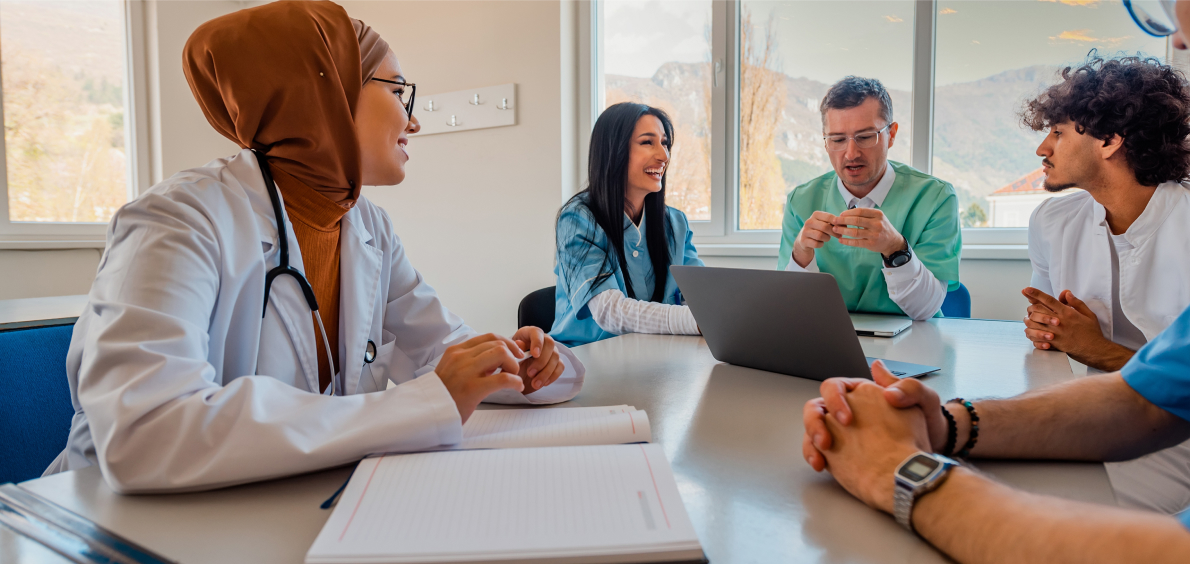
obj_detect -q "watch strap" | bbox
[893,482,916,531]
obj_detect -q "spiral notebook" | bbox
[307,407,703,563]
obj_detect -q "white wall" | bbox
[341,0,563,335]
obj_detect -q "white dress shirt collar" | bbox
[837,161,897,208]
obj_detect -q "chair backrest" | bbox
[941,282,972,319]
[517,286,557,332]
[0,324,75,484]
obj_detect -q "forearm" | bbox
[953,372,1190,461]
[914,467,1190,563]
[790,244,816,270]
[1068,341,1135,373]
[588,289,699,336]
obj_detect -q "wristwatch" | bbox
[882,244,913,268]
[893,451,959,533]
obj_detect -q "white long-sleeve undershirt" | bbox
[587,289,700,336]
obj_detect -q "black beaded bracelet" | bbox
[939,405,958,457]
[948,398,980,458]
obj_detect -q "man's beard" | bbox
[1040,160,1076,192]
[1043,179,1078,192]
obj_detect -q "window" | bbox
[934,0,1166,228]
[589,0,1170,246]
[599,0,713,221]
[737,1,914,230]
[0,0,138,237]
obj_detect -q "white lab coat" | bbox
[44,149,584,494]
[1028,181,1190,514]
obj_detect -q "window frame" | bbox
[582,0,1138,252]
[0,0,152,247]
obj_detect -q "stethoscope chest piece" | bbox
[364,339,377,364]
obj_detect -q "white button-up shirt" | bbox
[786,162,948,320]
[1028,180,1190,514]
[1028,181,1190,343]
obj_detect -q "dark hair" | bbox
[819,76,893,128]
[1021,54,1190,186]
[557,102,675,303]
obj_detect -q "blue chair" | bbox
[0,324,76,484]
[941,282,972,319]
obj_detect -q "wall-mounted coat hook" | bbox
[407,83,516,137]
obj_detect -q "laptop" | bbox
[671,265,939,381]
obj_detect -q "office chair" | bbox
[941,282,972,319]
[518,286,556,332]
[0,324,76,483]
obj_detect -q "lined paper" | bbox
[452,406,652,450]
[307,444,700,563]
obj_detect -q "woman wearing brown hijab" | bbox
[45,1,584,493]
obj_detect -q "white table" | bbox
[2,319,1115,563]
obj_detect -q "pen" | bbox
[320,463,358,509]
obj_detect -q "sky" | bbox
[602,0,1168,90]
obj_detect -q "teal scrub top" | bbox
[550,195,704,346]
[776,161,962,317]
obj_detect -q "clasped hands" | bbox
[1021,287,1132,371]
[435,327,566,422]
[792,208,907,269]
[801,361,955,514]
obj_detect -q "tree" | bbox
[961,202,988,228]
[737,8,787,230]
[2,42,127,223]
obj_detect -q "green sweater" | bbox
[777,161,962,317]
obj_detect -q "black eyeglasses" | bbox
[370,78,416,116]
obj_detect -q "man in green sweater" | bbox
[777,77,961,320]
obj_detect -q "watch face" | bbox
[898,454,941,482]
[890,252,911,267]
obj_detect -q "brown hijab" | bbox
[183,0,390,205]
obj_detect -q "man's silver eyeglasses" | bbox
[370,78,416,116]
[823,124,891,151]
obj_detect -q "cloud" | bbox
[884,15,903,23]
[1051,29,1098,42]
[1038,0,1101,5]
[972,40,981,44]
[939,8,957,15]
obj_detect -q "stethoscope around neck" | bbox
[253,150,377,396]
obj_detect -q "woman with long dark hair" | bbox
[550,102,704,346]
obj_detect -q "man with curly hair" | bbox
[1019,55,1190,514]
[797,2,1190,561]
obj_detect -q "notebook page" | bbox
[454,406,651,450]
[307,444,700,563]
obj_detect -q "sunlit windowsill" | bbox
[0,236,106,250]
[693,242,1030,261]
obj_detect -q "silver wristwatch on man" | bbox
[893,451,960,532]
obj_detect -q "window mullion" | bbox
[910,0,937,174]
[706,0,732,237]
